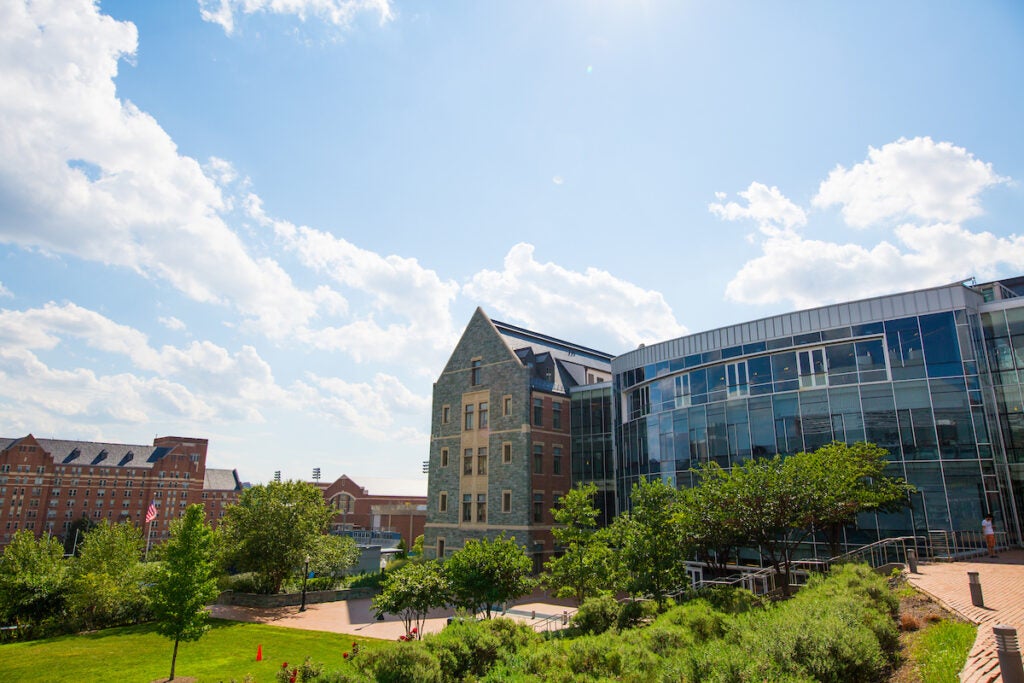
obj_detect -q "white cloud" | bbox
[198,0,395,36]
[0,282,10,298]
[0,302,286,423]
[708,182,807,235]
[295,372,428,443]
[552,175,564,185]
[712,138,1017,308]
[463,243,687,350]
[159,316,187,331]
[0,1,329,338]
[247,194,460,362]
[813,137,1009,228]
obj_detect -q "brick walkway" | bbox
[906,549,1024,683]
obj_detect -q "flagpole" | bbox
[145,520,154,561]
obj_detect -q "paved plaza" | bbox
[907,549,1024,683]
[208,590,577,641]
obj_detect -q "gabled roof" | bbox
[1,437,172,470]
[492,318,613,394]
[204,468,242,492]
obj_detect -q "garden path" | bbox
[906,548,1024,683]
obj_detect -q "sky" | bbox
[1,0,1023,495]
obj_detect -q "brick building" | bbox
[0,434,243,549]
[423,308,613,571]
[321,474,426,549]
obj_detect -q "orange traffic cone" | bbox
[256,644,263,661]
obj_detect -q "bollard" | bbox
[995,625,1024,683]
[906,548,919,574]
[561,610,568,626]
[968,572,985,607]
[531,610,535,620]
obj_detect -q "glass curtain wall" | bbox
[616,310,1018,551]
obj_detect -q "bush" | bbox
[654,600,727,644]
[572,594,619,635]
[617,599,658,630]
[695,586,764,614]
[356,642,441,683]
[348,572,385,591]
[425,617,538,681]
[220,572,274,594]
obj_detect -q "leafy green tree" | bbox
[372,560,449,638]
[412,534,425,558]
[611,478,690,606]
[218,480,335,593]
[0,530,69,628]
[543,483,615,603]
[788,442,914,557]
[684,463,748,572]
[151,505,219,681]
[62,515,95,556]
[445,535,534,618]
[67,520,150,629]
[307,533,359,578]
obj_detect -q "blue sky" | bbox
[1,0,1022,494]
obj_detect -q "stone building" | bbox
[423,308,613,571]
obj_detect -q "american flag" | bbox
[145,502,158,524]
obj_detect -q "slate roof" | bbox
[492,318,613,394]
[1,437,171,470]
[204,468,242,492]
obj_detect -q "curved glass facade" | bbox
[613,284,1023,551]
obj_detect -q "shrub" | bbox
[425,617,538,681]
[654,600,728,643]
[617,599,658,630]
[900,613,922,631]
[696,586,764,614]
[356,642,441,683]
[572,594,619,635]
[348,572,385,591]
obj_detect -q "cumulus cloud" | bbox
[294,372,428,443]
[0,1,328,338]
[246,194,460,362]
[159,316,187,331]
[813,137,1009,228]
[198,0,395,36]
[463,243,687,350]
[711,138,1016,308]
[708,182,807,235]
[0,282,10,298]
[0,302,285,423]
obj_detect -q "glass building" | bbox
[570,383,616,527]
[612,280,1024,551]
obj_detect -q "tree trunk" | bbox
[169,637,179,681]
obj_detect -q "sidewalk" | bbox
[208,591,577,641]
[906,549,1024,683]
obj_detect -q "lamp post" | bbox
[299,554,311,612]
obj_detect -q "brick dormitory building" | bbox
[0,434,427,553]
[0,434,242,549]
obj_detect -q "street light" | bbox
[299,554,311,612]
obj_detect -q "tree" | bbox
[684,463,749,572]
[307,533,359,578]
[611,477,690,606]
[372,560,449,638]
[63,515,96,557]
[787,442,914,557]
[543,483,614,604]
[412,534,425,558]
[151,505,219,681]
[218,480,335,593]
[67,520,150,629]
[445,535,534,618]
[0,530,69,628]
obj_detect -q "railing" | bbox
[529,608,576,633]
[926,530,1012,560]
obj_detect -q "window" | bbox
[437,538,445,559]
[533,445,543,474]
[726,361,749,397]
[533,493,544,523]
[464,404,475,430]
[478,402,489,429]
[553,446,562,475]
[674,374,691,408]
[477,447,487,475]
[441,405,450,425]
[533,398,543,426]
[462,494,472,521]
[463,449,473,475]
[502,490,512,513]
[798,348,827,388]
[629,385,650,419]
[503,395,512,416]
[470,359,482,386]
[476,494,486,522]
[552,402,562,429]
[439,492,448,513]
[440,448,449,468]
[502,442,512,464]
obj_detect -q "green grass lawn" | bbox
[913,620,977,683]
[0,620,376,682]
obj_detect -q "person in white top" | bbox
[982,514,996,558]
